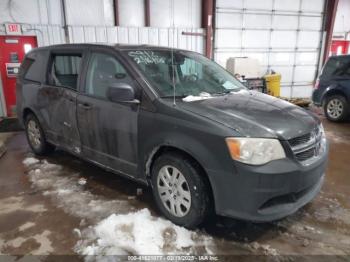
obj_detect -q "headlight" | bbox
[225,137,286,165]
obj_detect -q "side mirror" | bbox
[106,83,139,104]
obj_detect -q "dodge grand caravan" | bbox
[17,44,328,228]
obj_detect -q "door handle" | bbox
[78,102,92,110]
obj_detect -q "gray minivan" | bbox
[17,44,328,228]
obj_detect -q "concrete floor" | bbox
[0,115,349,257]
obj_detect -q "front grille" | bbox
[288,133,311,147]
[295,147,315,162]
[288,126,323,164]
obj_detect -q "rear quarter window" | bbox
[20,50,49,83]
[19,57,35,79]
[322,57,350,79]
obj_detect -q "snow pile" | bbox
[76,209,198,256]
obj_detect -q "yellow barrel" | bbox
[264,73,281,97]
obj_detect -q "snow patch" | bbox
[23,157,40,166]
[249,242,278,256]
[26,158,134,222]
[78,177,87,186]
[19,222,36,231]
[182,92,213,102]
[76,209,197,256]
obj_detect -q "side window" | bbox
[48,54,82,90]
[85,52,131,99]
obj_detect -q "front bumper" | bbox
[208,144,328,222]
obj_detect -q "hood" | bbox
[178,90,319,140]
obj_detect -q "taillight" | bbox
[314,79,320,89]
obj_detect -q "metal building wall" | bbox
[215,0,325,98]
[1,24,204,55]
[150,0,202,28]
[333,0,350,38]
[0,0,204,53]
[68,26,204,53]
[0,0,62,25]
[118,0,145,27]
[19,25,66,46]
[64,0,114,26]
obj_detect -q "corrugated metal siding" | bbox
[21,25,66,46]
[1,24,204,54]
[214,0,325,98]
[68,26,205,54]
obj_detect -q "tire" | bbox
[25,114,55,155]
[323,95,349,122]
[151,152,211,228]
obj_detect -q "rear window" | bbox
[48,54,82,90]
[322,57,350,79]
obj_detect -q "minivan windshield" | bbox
[125,50,246,98]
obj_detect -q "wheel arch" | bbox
[322,88,348,105]
[145,145,215,209]
[22,107,36,121]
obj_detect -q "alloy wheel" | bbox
[327,98,344,119]
[27,120,42,149]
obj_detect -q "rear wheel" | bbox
[324,95,349,122]
[25,114,55,155]
[151,152,211,229]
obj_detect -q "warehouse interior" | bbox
[0,0,350,259]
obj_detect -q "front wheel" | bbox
[151,152,211,228]
[324,95,349,122]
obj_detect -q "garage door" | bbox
[214,0,325,98]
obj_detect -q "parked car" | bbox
[17,44,328,228]
[312,55,350,122]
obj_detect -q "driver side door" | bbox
[77,50,139,177]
